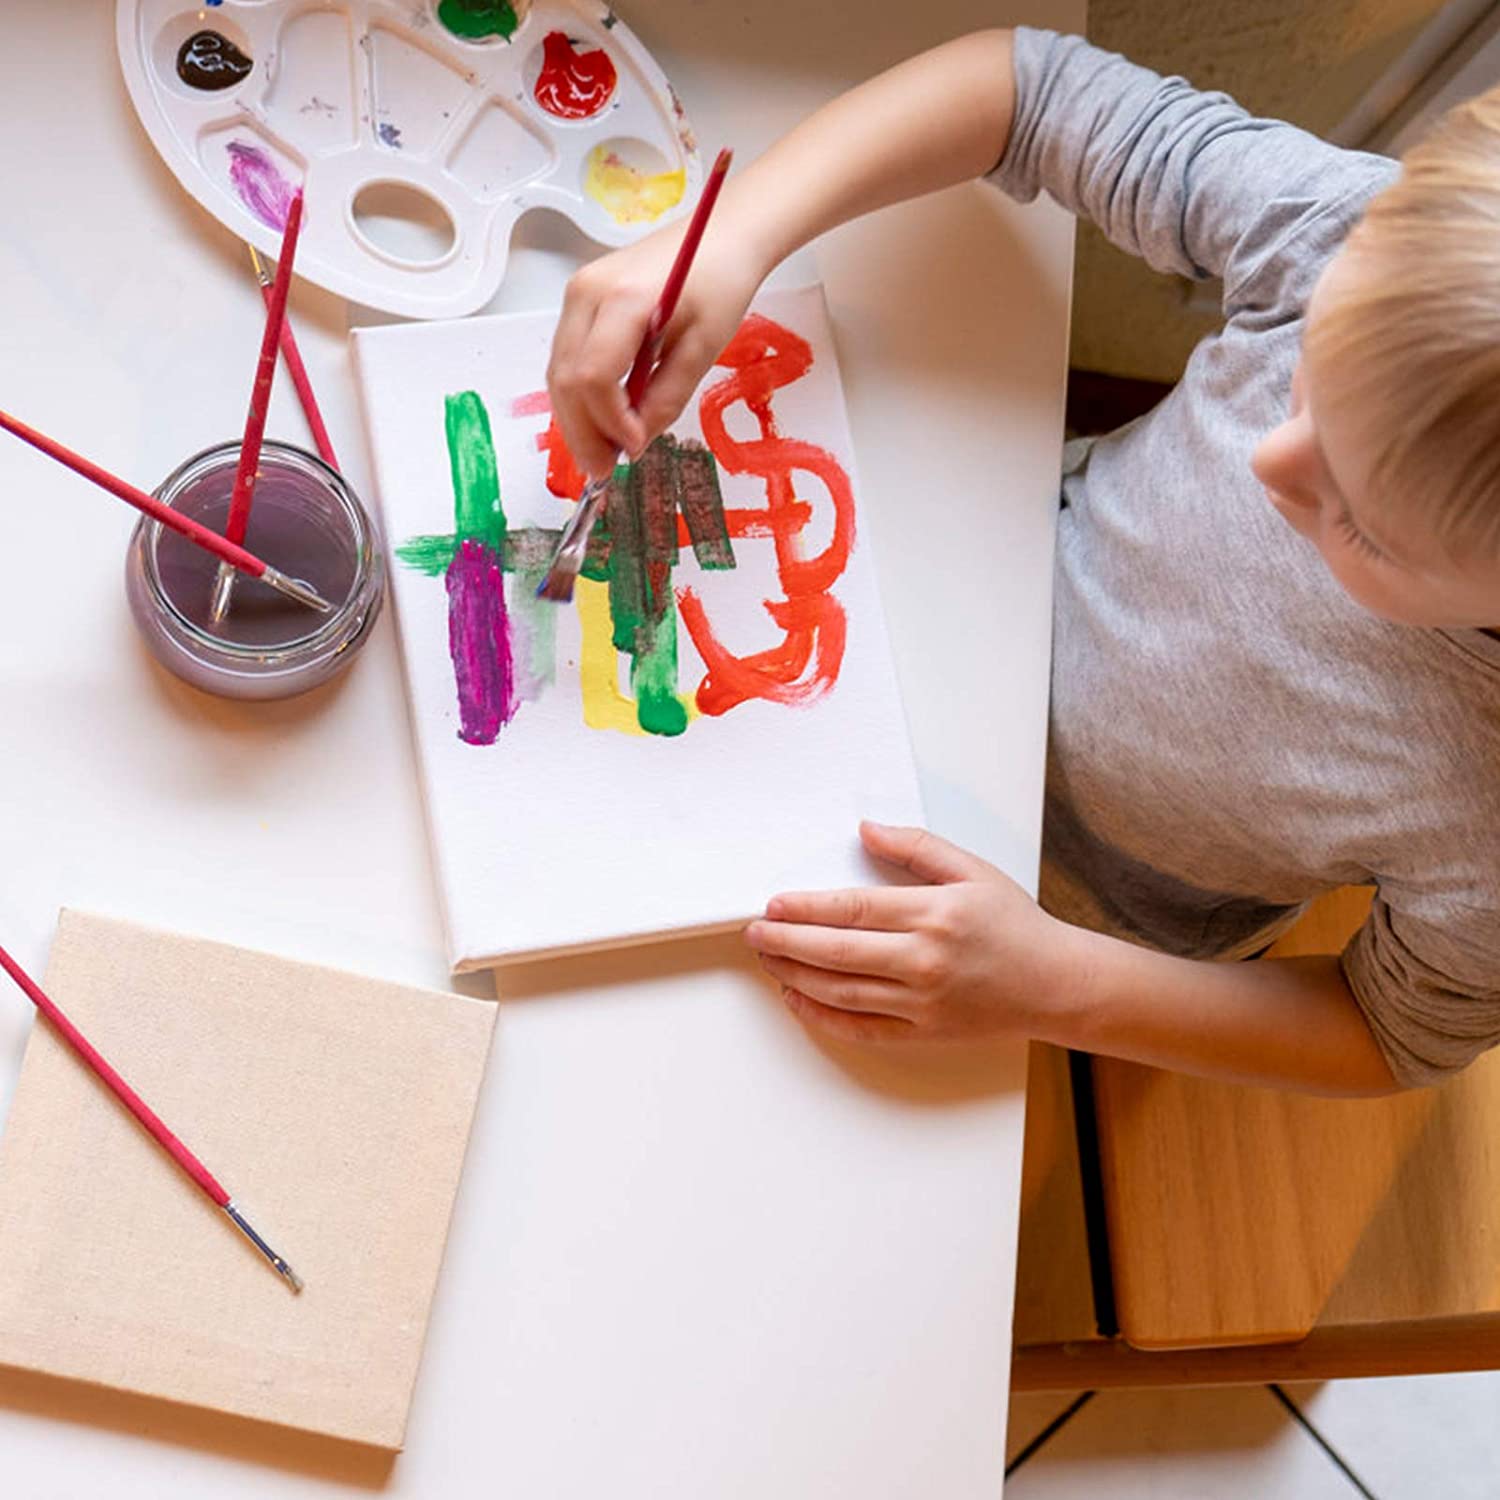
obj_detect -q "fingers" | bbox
[780,986,913,1046]
[757,953,913,1019]
[569,296,650,474]
[547,278,650,479]
[762,885,926,931]
[545,280,611,478]
[859,821,1000,885]
[632,324,719,440]
[745,918,913,979]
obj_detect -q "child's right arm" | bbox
[546,29,1019,477]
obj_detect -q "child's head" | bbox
[1251,89,1500,628]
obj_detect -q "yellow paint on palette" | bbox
[584,146,686,225]
[575,577,698,735]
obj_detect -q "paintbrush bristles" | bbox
[535,571,579,603]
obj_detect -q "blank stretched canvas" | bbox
[353,285,924,970]
[0,911,495,1449]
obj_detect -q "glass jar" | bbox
[125,440,385,700]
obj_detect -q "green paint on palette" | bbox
[446,392,506,547]
[631,592,688,737]
[437,0,521,41]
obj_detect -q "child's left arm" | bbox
[744,822,1400,1096]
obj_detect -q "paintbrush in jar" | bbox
[247,243,340,472]
[0,406,331,613]
[210,190,306,624]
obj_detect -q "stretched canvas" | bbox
[0,910,495,1449]
[353,285,923,970]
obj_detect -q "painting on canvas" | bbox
[353,284,924,969]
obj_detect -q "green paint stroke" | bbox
[447,391,506,547]
[437,0,520,41]
[395,534,457,576]
[606,461,649,655]
[630,590,688,737]
[674,440,735,570]
[396,418,733,740]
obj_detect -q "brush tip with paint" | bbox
[534,567,579,604]
[536,472,610,603]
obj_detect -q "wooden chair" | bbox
[1011,888,1500,1390]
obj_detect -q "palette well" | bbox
[116,0,701,319]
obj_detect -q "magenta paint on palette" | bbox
[226,140,300,231]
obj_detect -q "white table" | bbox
[0,3,1079,1494]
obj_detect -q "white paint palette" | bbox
[116,0,701,319]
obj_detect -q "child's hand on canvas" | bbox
[744,822,1085,1045]
[547,224,766,479]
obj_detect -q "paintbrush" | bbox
[537,147,734,604]
[247,243,340,472]
[0,940,304,1294]
[0,407,332,613]
[210,191,305,624]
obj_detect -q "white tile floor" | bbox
[1004,1371,1500,1496]
[1286,1375,1500,1499]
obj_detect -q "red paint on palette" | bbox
[534,30,617,120]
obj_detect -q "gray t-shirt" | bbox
[991,28,1500,1087]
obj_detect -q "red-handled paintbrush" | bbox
[0,406,331,613]
[247,243,339,472]
[209,191,306,623]
[537,147,734,603]
[0,939,304,1293]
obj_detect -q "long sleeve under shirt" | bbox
[991,28,1500,1088]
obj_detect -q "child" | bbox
[546,29,1500,1096]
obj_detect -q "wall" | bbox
[1074,0,1446,380]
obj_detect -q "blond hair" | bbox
[1305,88,1500,559]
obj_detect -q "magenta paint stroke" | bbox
[446,538,516,744]
[226,140,300,231]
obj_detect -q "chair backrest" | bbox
[1088,888,1500,1348]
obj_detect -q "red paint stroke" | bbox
[534,30,617,120]
[681,314,854,714]
[510,390,553,417]
[536,411,590,501]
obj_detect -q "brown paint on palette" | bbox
[176,30,253,91]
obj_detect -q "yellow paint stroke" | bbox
[584,146,686,225]
[577,577,645,735]
[575,576,698,735]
